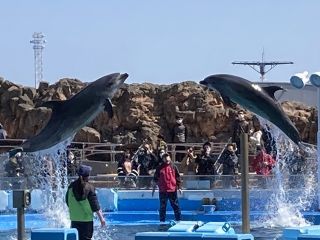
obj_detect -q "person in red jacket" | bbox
[252,146,276,176]
[152,153,182,222]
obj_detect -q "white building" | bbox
[258,82,316,107]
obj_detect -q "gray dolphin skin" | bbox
[200,74,301,145]
[20,72,128,152]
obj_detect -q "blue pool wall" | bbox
[0,188,317,213]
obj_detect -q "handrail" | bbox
[0,139,229,162]
[0,138,317,163]
[0,173,314,191]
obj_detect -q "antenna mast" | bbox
[30,32,46,88]
[232,52,293,82]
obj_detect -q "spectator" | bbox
[288,147,306,174]
[180,147,197,175]
[156,134,168,158]
[217,143,238,188]
[252,146,276,176]
[137,144,158,188]
[0,123,7,139]
[249,123,262,153]
[195,142,216,176]
[232,110,250,155]
[288,147,307,188]
[117,151,139,188]
[67,150,76,176]
[152,153,182,223]
[171,115,187,162]
[66,165,105,240]
[5,152,24,177]
[261,124,277,157]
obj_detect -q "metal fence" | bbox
[0,174,312,191]
[0,139,230,162]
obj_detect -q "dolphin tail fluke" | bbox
[8,147,23,158]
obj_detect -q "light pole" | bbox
[290,72,320,209]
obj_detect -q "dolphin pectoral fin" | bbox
[221,95,237,108]
[262,86,284,100]
[104,98,114,118]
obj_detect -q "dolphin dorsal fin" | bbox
[262,86,284,100]
[41,100,64,113]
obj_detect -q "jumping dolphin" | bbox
[15,72,128,153]
[200,74,301,145]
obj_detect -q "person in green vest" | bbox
[66,164,105,240]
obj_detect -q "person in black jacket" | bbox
[232,110,250,155]
[137,144,158,188]
[171,115,187,162]
[217,143,238,188]
[195,142,217,188]
[195,142,216,176]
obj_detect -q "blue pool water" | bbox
[0,212,300,240]
[0,223,283,240]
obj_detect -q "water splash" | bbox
[1,138,116,239]
[258,121,317,227]
[21,139,72,227]
[94,225,115,240]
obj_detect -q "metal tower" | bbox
[232,51,293,82]
[30,32,46,88]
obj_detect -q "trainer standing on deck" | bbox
[66,164,105,240]
[152,153,182,222]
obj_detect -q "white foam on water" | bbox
[0,138,115,239]
[21,138,72,228]
[257,120,317,228]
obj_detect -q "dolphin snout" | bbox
[120,73,129,80]
[199,80,207,85]
[118,73,129,83]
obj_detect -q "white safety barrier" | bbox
[0,191,9,211]
[97,188,118,211]
[30,189,44,211]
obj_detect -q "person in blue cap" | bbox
[66,164,105,240]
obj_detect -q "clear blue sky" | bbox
[1,0,319,87]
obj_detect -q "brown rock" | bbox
[0,78,316,146]
[23,87,37,100]
[74,127,101,143]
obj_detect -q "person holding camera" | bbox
[181,147,197,175]
[195,142,216,176]
[137,144,158,188]
[217,143,239,188]
[117,151,139,188]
